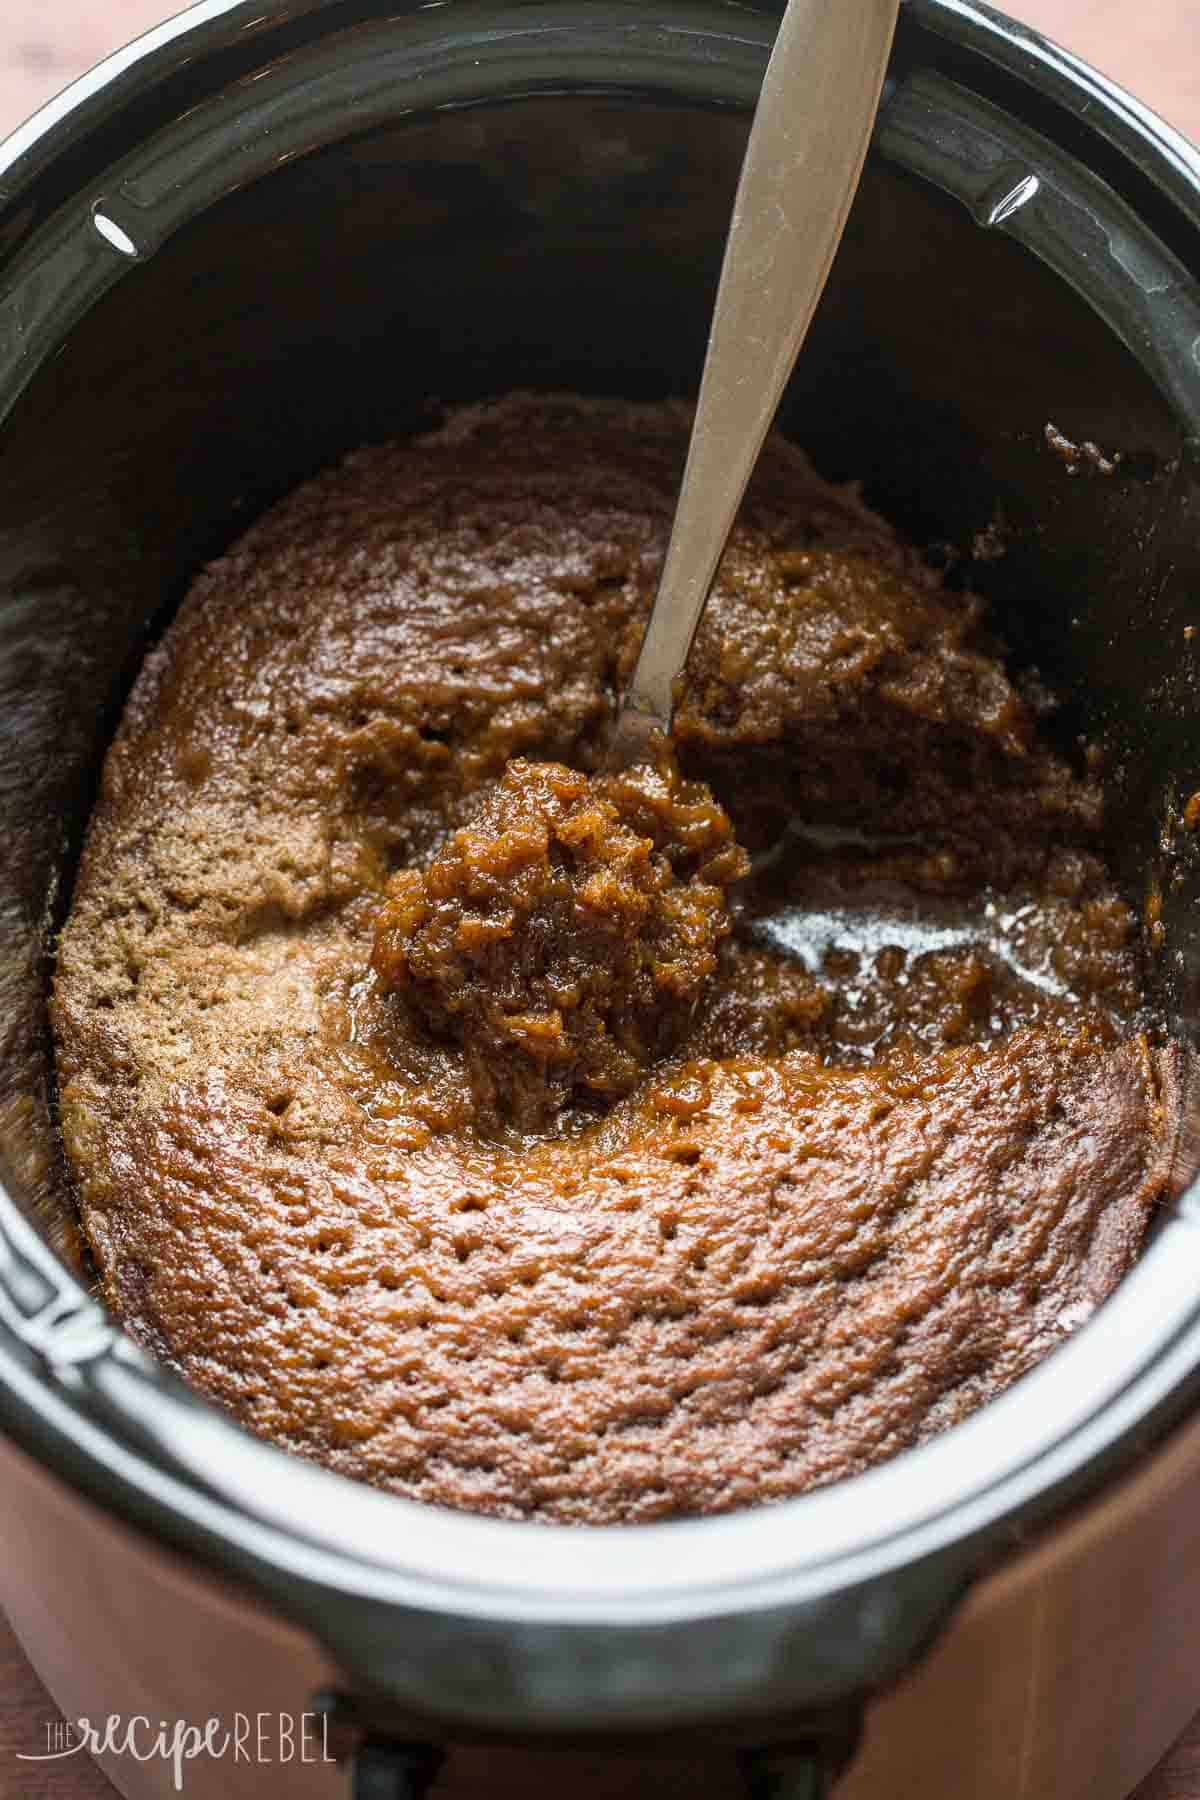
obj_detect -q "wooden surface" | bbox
[1,2,1198,1798]
[2,1611,140,1800]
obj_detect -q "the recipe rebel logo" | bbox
[17,1711,336,1790]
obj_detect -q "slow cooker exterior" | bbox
[2,2,1200,1796]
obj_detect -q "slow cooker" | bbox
[3,2,1200,1795]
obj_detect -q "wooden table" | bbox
[1,1,1198,1797]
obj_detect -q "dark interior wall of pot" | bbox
[0,91,1195,1262]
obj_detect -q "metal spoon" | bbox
[608,0,901,768]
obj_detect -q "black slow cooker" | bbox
[2,4,1200,1796]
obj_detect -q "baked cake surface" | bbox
[53,393,1180,1522]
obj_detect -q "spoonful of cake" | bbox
[372,0,900,1133]
[607,0,901,769]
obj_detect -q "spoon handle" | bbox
[610,0,900,765]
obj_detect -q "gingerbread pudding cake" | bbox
[52,393,1182,1524]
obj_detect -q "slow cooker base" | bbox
[6,1399,1200,1800]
